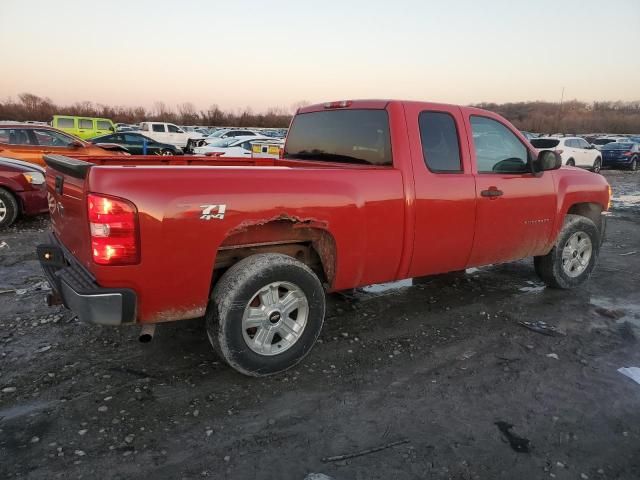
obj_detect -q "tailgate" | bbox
[44,155,93,268]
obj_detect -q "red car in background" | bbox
[0,157,49,228]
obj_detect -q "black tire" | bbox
[566,159,575,166]
[205,253,326,376]
[160,149,173,156]
[534,214,600,289]
[0,188,19,229]
[591,157,602,173]
[630,156,638,171]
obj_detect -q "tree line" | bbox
[0,93,297,128]
[474,100,640,134]
[2,93,640,133]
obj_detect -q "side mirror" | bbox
[532,150,561,174]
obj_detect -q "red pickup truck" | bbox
[38,100,610,376]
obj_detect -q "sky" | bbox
[1,0,639,113]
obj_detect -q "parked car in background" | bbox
[0,124,126,166]
[139,122,203,150]
[193,135,267,156]
[90,132,183,155]
[192,129,263,148]
[0,157,48,228]
[531,136,602,172]
[601,142,640,170]
[520,131,538,140]
[591,137,629,150]
[51,115,116,140]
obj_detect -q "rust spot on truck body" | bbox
[219,216,336,286]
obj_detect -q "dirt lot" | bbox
[1,171,639,480]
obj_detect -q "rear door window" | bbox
[418,111,462,172]
[285,109,392,166]
[56,118,75,129]
[79,119,94,129]
[152,124,166,132]
[0,128,33,145]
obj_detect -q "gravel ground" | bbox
[1,170,639,480]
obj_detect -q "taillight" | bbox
[87,193,139,265]
[607,185,612,210]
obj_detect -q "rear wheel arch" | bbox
[212,219,337,291]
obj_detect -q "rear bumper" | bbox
[36,234,136,326]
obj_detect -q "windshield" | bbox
[284,109,392,166]
[592,139,615,145]
[530,139,560,149]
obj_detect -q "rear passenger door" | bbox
[465,114,557,266]
[404,104,477,277]
[77,118,95,139]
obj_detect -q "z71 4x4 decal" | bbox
[200,204,226,220]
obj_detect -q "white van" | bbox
[139,122,203,149]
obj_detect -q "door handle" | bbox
[481,187,503,199]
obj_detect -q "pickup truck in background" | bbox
[38,99,610,376]
[138,122,203,150]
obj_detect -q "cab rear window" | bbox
[284,109,391,166]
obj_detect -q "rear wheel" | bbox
[566,159,575,166]
[630,156,638,171]
[534,214,600,289]
[0,188,19,229]
[591,157,602,173]
[206,253,326,376]
[160,149,173,156]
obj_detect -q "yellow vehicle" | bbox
[51,115,116,140]
[251,139,284,159]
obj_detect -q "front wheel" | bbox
[591,157,602,173]
[206,253,326,376]
[630,156,638,171]
[534,214,600,289]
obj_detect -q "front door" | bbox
[405,103,477,277]
[465,114,557,267]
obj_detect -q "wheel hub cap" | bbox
[561,231,592,278]
[0,199,6,221]
[241,281,309,356]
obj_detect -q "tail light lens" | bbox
[87,193,139,265]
